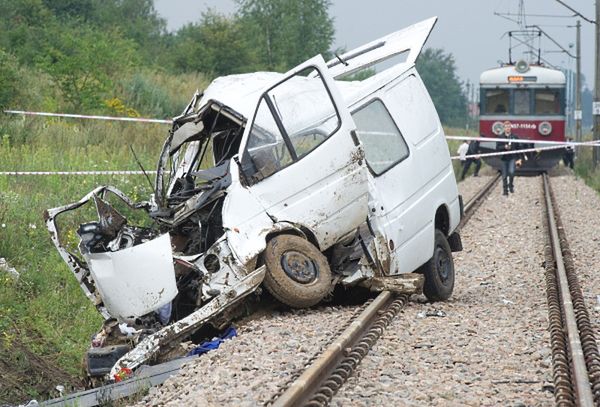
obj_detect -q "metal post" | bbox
[575,20,582,144]
[594,2,600,168]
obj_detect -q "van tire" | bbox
[263,235,332,308]
[419,230,455,301]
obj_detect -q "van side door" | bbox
[353,73,448,275]
[238,55,368,250]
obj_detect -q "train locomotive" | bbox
[478,60,566,173]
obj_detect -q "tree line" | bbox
[0,0,468,126]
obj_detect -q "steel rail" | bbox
[270,292,403,407]
[542,174,595,406]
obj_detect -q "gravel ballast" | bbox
[136,306,362,406]
[333,176,553,406]
[136,173,600,406]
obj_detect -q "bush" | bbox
[117,70,210,118]
[0,50,22,110]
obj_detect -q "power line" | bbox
[498,12,575,19]
[554,0,596,24]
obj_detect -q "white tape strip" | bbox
[447,135,599,147]
[4,110,171,124]
[0,171,149,176]
[451,140,600,160]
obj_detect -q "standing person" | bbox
[457,140,469,180]
[461,138,482,179]
[496,121,526,196]
[563,136,575,169]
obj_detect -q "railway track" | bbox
[541,174,600,406]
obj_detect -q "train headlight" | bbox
[538,121,552,136]
[492,121,504,135]
[515,60,530,73]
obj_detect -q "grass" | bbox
[0,116,170,404]
[0,68,210,404]
[572,133,600,191]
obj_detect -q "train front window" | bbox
[513,89,531,115]
[535,90,562,114]
[484,89,509,114]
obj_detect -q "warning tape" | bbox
[451,140,600,160]
[3,110,171,124]
[446,135,600,147]
[449,136,600,160]
[0,170,150,176]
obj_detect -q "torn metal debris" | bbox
[46,17,462,384]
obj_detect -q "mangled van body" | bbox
[45,17,462,382]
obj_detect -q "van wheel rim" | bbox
[281,250,318,284]
[435,246,451,283]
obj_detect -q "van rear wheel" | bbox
[263,235,332,308]
[419,230,455,301]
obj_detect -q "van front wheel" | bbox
[419,230,455,301]
[263,235,332,308]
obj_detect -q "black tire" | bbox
[419,229,455,301]
[263,234,332,308]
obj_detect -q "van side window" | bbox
[244,67,341,182]
[352,99,409,175]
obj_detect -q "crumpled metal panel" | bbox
[84,234,177,320]
[109,266,266,378]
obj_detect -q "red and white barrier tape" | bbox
[446,135,600,146]
[451,140,600,160]
[449,137,600,160]
[0,170,150,176]
[3,110,171,124]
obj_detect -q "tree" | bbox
[236,0,334,71]
[171,10,257,76]
[40,25,138,112]
[91,0,166,53]
[0,0,56,65]
[0,50,22,110]
[416,48,467,127]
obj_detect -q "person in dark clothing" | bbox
[460,139,482,180]
[563,136,575,169]
[496,121,527,196]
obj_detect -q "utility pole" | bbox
[554,0,599,167]
[594,2,600,168]
[575,20,582,144]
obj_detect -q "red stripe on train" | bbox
[479,119,565,142]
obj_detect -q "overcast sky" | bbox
[154,0,596,89]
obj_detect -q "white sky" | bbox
[154,0,596,89]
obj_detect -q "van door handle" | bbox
[350,130,360,146]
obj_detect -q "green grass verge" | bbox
[0,118,164,403]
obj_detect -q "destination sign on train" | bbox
[507,75,538,83]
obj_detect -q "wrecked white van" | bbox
[45,17,462,382]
